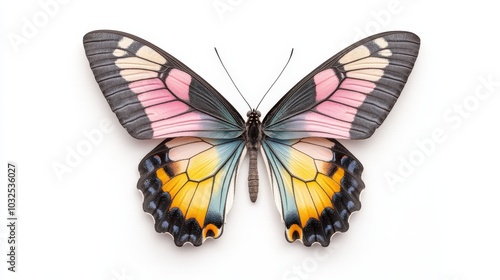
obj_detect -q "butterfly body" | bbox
[83,30,420,247]
[245,109,262,202]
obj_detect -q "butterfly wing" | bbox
[261,137,364,246]
[83,30,247,246]
[261,31,420,246]
[138,137,246,246]
[262,31,420,140]
[83,30,245,139]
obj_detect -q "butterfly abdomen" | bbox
[248,147,259,202]
[245,109,262,202]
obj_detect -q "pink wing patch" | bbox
[299,113,351,138]
[310,70,378,137]
[83,31,245,140]
[314,69,340,101]
[126,72,210,138]
[263,31,420,140]
[131,79,176,107]
[165,69,191,101]
[313,69,375,123]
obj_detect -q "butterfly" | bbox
[83,30,420,247]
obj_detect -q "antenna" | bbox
[214,48,294,110]
[214,48,252,110]
[256,48,294,110]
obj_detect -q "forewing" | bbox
[137,137,246,246]
[83,30,245,139]
[261,137,364,246]
[263,31,420,140]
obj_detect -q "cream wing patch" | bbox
[374,37,389,48]
[114,38,168,82]
[119,69,157,82]
[115,57,164,71]
[137,45,167,65]
[339,45,370,64]
[118,37,134,49]
[112,49,127,57]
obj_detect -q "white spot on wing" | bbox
[343,57,389,71]
[115,57,162,71]
[347,69,384,82]
[169,141,212,161]
[225,147,247,215]
[339,45,370,64]
[119,69,157,81]
[378,49,392,57]
[113,49,127,57]
[374,37,389,48]
[301,138,335,148]
[118,37,134,49]
[293,141,333,161]
[137,46,167,65]
[166,137,203,148]
[260,145,284,220]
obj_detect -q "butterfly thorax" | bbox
[245,109,262,146]
[245,109,262,202]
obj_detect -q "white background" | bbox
[1,1,499,279]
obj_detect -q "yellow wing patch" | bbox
[187,146,221,180]
[262,138,364,247]
[185,178,213,226]
[138,137,246,246]
[293,177,319,226]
